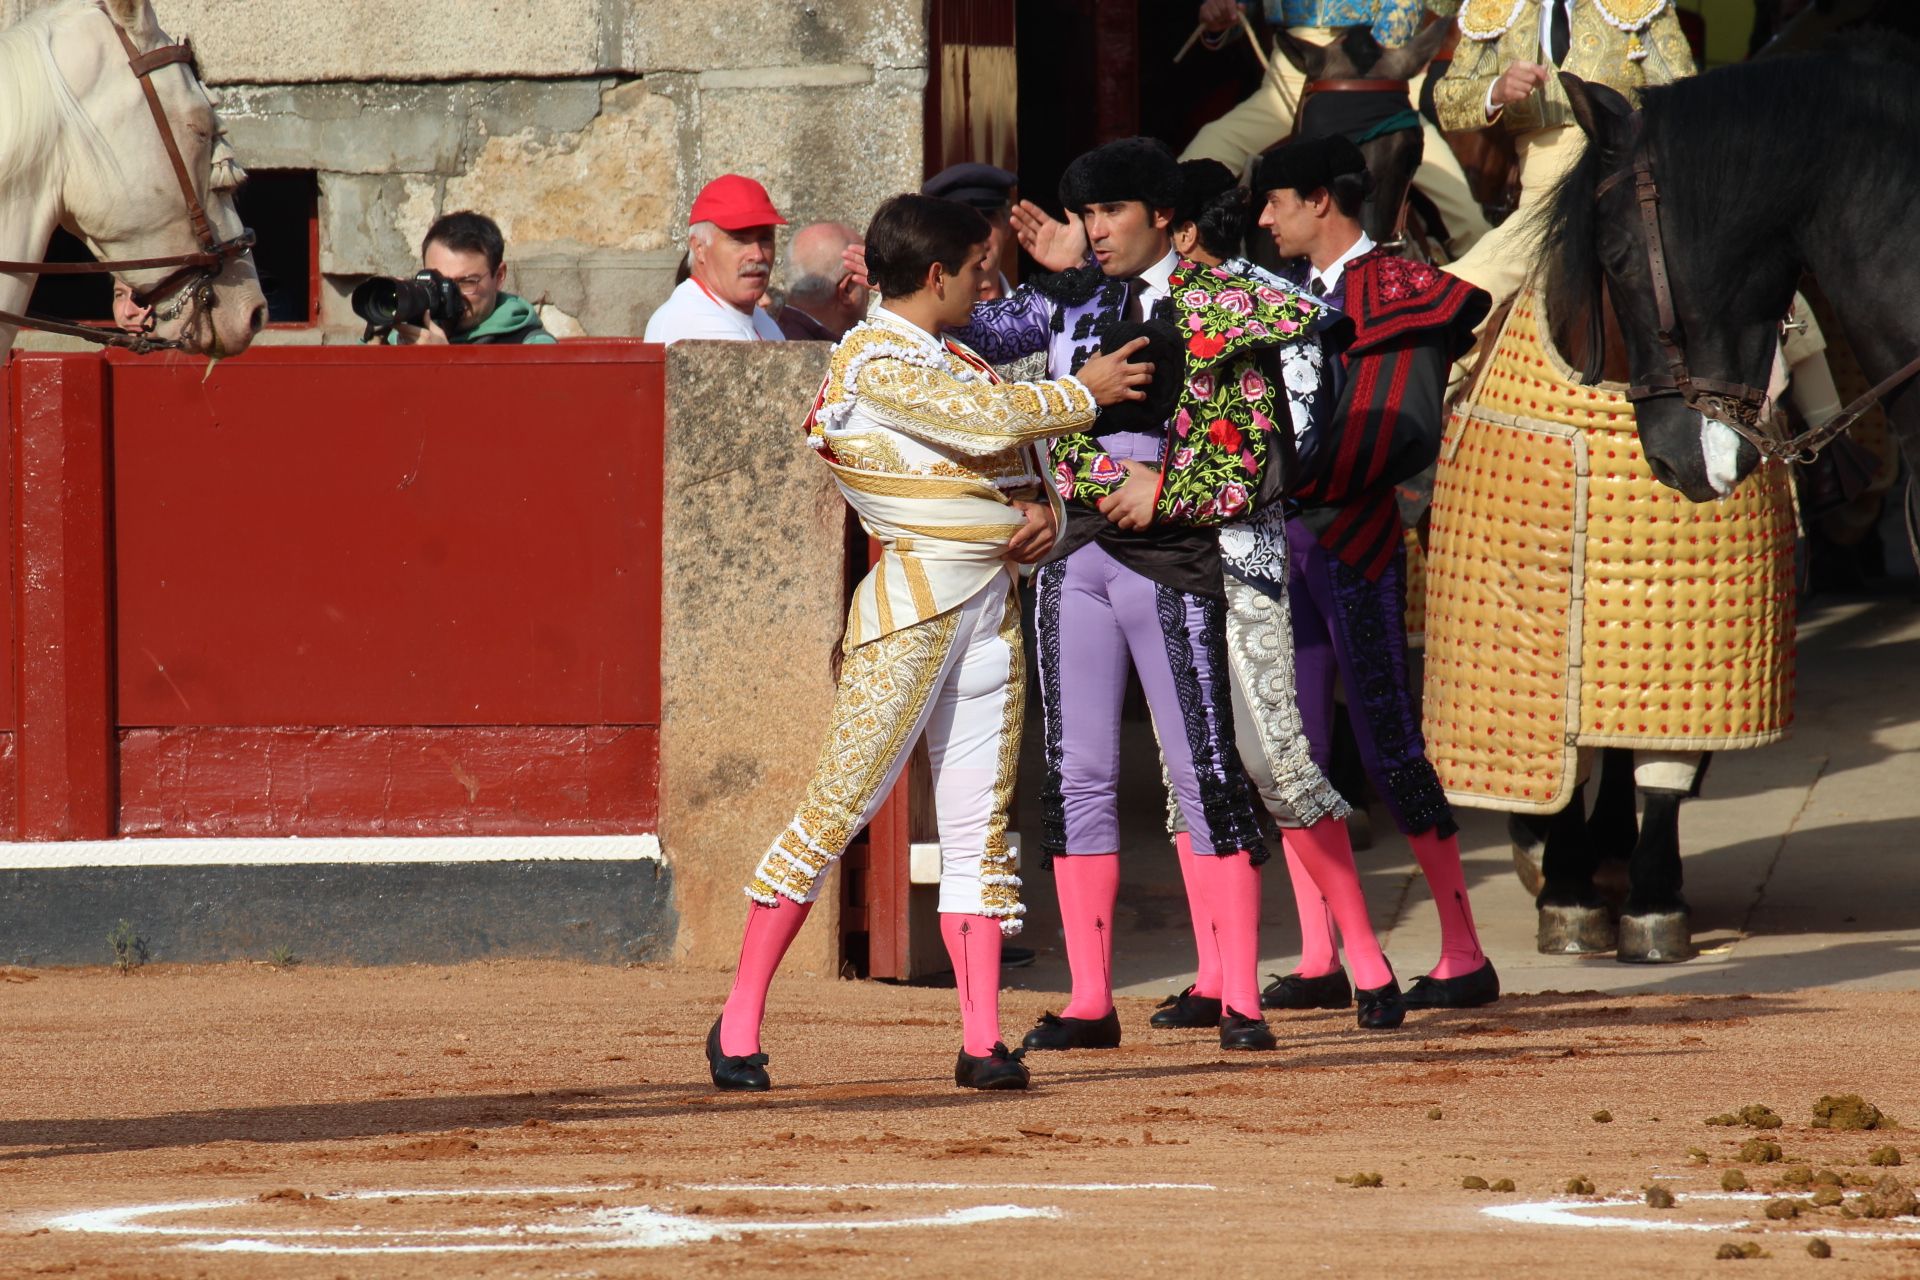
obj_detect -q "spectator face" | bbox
[1080,201,1173,279]
[1258,188,1321,261]
[424,241,505,332]
[112,280,152,334]
[693,224,777,311]
[979,207,1012,300]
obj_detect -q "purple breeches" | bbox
[1286,517,1456,838]
[1036,540,1263,859]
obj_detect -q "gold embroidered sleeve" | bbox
[852,361,1098,458]
[1433,30,1509,135]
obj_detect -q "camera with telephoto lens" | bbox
[350,268,468,339]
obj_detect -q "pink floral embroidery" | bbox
[1217,288,1253,316]
[1174,407,1192,437]
[1254,285,1284,306]
[1053,462,1075,499]
[1088,454,1125,485]
[1181,288,1212,309]
[1173,446,1194,469]
[1240,369,1267,400]
[1218,482,1249,516]
[1188,372,1216,401]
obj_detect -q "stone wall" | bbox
[659,341,845,974]
[8,0,926,340]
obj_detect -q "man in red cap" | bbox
[644,175,789,344]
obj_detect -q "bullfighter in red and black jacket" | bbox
[1250,135,1503,1012]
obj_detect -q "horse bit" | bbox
[1595,125,1920,466]
[0,19,255,353]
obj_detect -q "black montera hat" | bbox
[1058,137,1183,212]
[1252,135,1370,199]
[1175,159,1239,225]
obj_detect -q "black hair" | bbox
[1187,187,1250,260]
[422,210,506,272]
[1325,171,1371,221]
[863,194,991,298]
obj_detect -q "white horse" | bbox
[0,0,264,358]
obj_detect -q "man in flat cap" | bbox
[941,137,1352,1054]
[923,162,1020,300]
[644,174,788,345]
[1247,134,1501,1013]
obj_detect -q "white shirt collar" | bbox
[872,304,946,351]
[1136,248,1179,304]
[1313,232,1376,294]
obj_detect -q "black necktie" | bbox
[1123,278,1145,324]
[1550,0,1571,66]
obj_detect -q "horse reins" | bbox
[0,18,255,353]
[1596,133,1920,465]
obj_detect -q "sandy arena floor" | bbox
[3,962,1918,1277]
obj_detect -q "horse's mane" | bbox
[0,2,119,190]
[1540,35,1920,381]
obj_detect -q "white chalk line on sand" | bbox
[43,1180,1204,1257]
[1485,1190,1920,1240]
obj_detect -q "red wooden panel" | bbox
[0,733,20,840]
[11,356,113,839]
[0,362,15,730]
[118,724,657,837]
[105,343,664,728]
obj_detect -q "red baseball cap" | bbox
[689,174,787,232]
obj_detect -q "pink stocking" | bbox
[718,897,812,1055]
[1408,829,1487,979]
[1054,853,1120,1019]
[1191,849,1263,1018]
[1174,832,1222,998]
[1281,816,1392,991]
[941,914,1005,1055]
[1283,842,1340,978]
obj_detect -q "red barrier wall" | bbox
[5,343,664,840]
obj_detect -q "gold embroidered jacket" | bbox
[1431,0,1694,135]
[807,310,1096,649]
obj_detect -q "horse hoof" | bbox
[1510,817,1545,897]
[1616,912,1694,964]
[1537,904,1616,955]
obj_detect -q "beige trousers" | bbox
[1178,27,1491,259]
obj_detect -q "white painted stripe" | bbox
[682,1182,1217,1193]
[1484,1190,1920,1237]
[0,834,662,870]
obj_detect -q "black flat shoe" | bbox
[1402,961,1501,1009]
[706,1016,770,1092]
[1354,976,1406,1031]
[1150,985,1223,1028]
[1261,968,1353,1011]
[1219,1008,1278,1051]
[955,1042,1031,1090]
[1021,1008,1122,1051]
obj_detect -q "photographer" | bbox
[388,211,555,345]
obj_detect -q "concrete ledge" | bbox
[0,855,674,966]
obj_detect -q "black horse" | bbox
[1540,41,1920,503]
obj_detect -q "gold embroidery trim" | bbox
[891,521,1019,542]
[1459,0,1528,40]
[1591,0,1667,30]
[834,468,1009,502]
[899,553,937,619]
[873,557,895,634]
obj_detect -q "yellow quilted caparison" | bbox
[1422,292,1796,814]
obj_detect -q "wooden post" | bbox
[11,354,115,840]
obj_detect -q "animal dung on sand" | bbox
[1811,1094,1893,1130]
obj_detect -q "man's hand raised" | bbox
[1009,200,1088,273]
[1075,336,1155,407]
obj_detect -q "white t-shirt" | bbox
[643,277,786,345]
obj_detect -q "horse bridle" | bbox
[1596,128,1920,465]
[0,18,255,353]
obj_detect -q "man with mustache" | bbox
[645,175,787,345]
